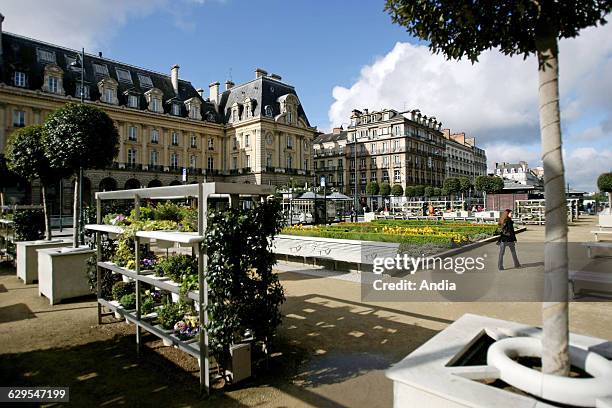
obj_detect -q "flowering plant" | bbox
[174,316,200,341]
[141,257,156,269]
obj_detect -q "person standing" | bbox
[497,209,521,270]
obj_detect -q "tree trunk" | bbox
[41,185,52,241]
[536,30,570,376]
[72,180,79,248]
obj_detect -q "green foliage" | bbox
[405,186,416,197]
[120,293,136,309]
[129,206,154,221]
[597,172,612,193]
[156,301,186,330]
[178,206,198,232]
[153,201,182,222]
[141,297,156,315]
[433,187,442,197]
[112,281,135,301]
[424,186,434,197]
[154,254,198,283]
[443,177,461,195]
[12,209,45,241]
[414,185,425,197]
[42,103,119,174]
[475,175,504,194]
[379,182,391,196]
[205,199,284,367]
[458,177,472,193]
[366,181,380,196]
[112,220,175,269]
[5,125,68,184]
[391,184,404,196]
[86,238,118,297]
[384,0,611,62]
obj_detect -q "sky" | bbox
[2,0,611,191]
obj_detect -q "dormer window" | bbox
[172,103,181,116]
[264,105,273,117]
[144,88,163,113]
[287,111,293,124]
[128,94,139,108]
[189,105,198,119]
[48,77,59,93]
[152,98,161,112]
[37,49,56,63]
[105,88,114,103]
[93,63,109,77]
[98,77,118,104]
[43,64,64,95]
[116,68,132,84]
[75,83,90,99]
[13,72,26,87]
[138,74,153,88]
[184,97,202,120]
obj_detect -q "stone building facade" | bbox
[442,129,487,182]
[0,16,316,210]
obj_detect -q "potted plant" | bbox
[110,281,134,319]
[156,300,185,346]
[173,316,200,343]
[597,172,612,224]
[5,125,71,284]
[37,104,119,304]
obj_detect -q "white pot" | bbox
[162,337,173,347]
[16,239,71,284]
[37,246,95,305]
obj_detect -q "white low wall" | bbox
[272,234,398,265]
[16,239,72,284]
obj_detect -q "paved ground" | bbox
[0,215,611,407]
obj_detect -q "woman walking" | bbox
[498,209,521,270]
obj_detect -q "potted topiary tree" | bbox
[5,125,71,284]
[597,172,612,226]
[37,103,119,304]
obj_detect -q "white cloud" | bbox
[0,0,183,51]
[483,143,541,173]
[565,148,612,192]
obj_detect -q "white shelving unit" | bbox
[86,182,274,396]
[515,198,580,225]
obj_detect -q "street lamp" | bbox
[70,48,85,245]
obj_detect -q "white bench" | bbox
[583,242,612,258]
[591,230,612,242]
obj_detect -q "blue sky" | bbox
[2,0,611,191]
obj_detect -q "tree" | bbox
[443,177,461,208]
[366,181,380,196]
[424,186,434,197]
[43,103,120,247]
[405,186,416,198]
[385,0,611,376]
[391,184,404,196]
[5,126,67,240]
[597,172,612,210]
[433,187,442,197]
[458,176,473,203]
[475,175,504,209]
[414,185,425,197]
[379,181,391,196]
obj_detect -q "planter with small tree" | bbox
[37,103,118,304]
[597,172,612,225]
[5,125,72,284]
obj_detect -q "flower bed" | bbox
[282,220,499,247]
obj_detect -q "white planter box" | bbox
[16,239,71,284]
[599,214,612,228]
[386,314,612,408]
[228,342,251,383]
[37,246,96,305]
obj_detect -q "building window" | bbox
[151,129,159,144]
[208,138,214,150]
[152,98,161,112]
[48,76,59,93]
[189,105,198,119]
[190,155,197,169]
[105,88,114,103]
[128,126,137,141]
[93,63,109,77]
[394,155,401,165]
[150,150,158,166]
[245,134,250,147]
[232,157,238,170]
[116,68,132,83]
[232,137,238,150]
[13,72,26,87]
[190,135,197,148]
[264,105,273,117]
[287,111,293,124]
[171,153,179,169]
[287,135,293,149]
[172,132,179,146]
[286,155,293,169]
[172,103,181,116]
[267,153,273,168]
[371,171,376,181]
[303,159,308,170]
[128,95,139,108]
[13,110,25,128]
[394,170,401,182]
[37,49,56,63]
[245,155,251,168]
[128,149,137,166]
[207,156,214,170]
[138,74,153,88]
[383,170,389,182]
[76,83,90,99]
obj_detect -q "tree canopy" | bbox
[391,184,404,196]
[443,177,461,194]
[475,175,504,194]
[598,172,612,193]
[42,103,119,173]
[366,181,380,196]
[379,182,391,196]
[384,0,610,62]
[458,176,472,193]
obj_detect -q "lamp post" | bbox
[70,48,85,245]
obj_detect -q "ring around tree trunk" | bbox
[42,185,52,241]
[72,180,79,248]
[536,29,570,376]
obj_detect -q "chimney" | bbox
[209,82,220,105]
[98,52,102,57]
[225,80,234,91]
[442,128,451,138]
[269,73,282,81]
[255,68,268,78]
[196,88,204,98]
[363,108,369,115]
[332,126,343,135]
[171,64,180,95]
[0,13,4,62]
